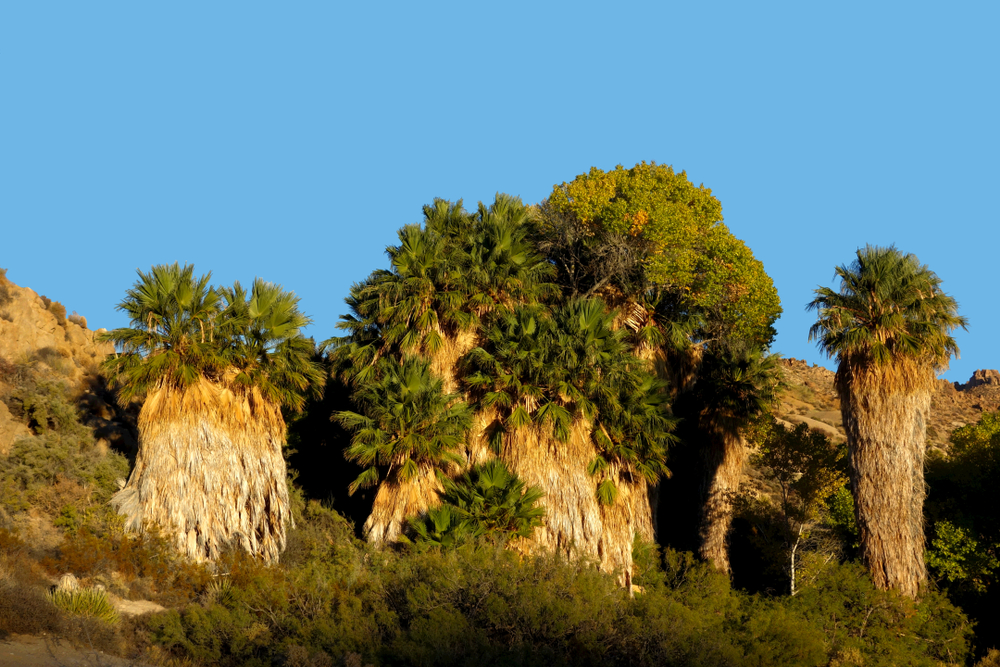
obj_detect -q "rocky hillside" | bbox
[0,269,134,455]
[777,358,1000,454]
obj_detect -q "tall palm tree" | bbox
[693,344,781,574]
[335,357,472,546]
[101,265,323,563]
[808,245,966,597]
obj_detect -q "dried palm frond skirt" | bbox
[111,380,290,563]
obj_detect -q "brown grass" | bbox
[111,378,291,563]
[836,355,935,598]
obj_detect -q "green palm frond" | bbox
[336,357,471,495]
[100,263,226,401]
[405,460,545,547]
[807,245,967,368]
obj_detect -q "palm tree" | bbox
[327,195,556,523]
[463,299,674,577]
[101,264,323,563]
[692,344,781,574]
[808,245,966,597]
[335,357,472,546]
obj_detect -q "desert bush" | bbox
[48,587,120,624]
[68,311,87,328]
[0,578,63,637]
[791,562,972,666]
[0,268,12,309]
[48,299,67,324]
[39,294,51,309]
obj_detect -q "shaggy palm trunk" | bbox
[698,428,746,574]
[428,328,477,395]
[599,463,656,586]
[502,419,647,579]
[363,463,445,546]
[111,380,290,563]
[837,359,932,598]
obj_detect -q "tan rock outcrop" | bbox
[0,273,112,390]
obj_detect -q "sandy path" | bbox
[0,635,147,667]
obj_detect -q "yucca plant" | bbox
[48,587,119,624]
[808,245,966,597]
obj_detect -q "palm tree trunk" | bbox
[503,420,605,562]
[838,362,931,598]
[363,463,445,547]
[599,464,656,584]
[698,429,747,574]
[112,380,290,563]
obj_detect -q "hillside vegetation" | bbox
[2,164,999,666]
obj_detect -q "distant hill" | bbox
[0,268,135,455]
[776,357,1000,454]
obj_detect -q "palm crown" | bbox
[100,263,323,409]
[327,195,554,383]
[463,299,676,500]
[807,245,967,367]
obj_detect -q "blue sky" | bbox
[2,2,996,382]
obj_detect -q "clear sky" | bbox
[2,2,996,382]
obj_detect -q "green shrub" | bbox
[48,587,120,624]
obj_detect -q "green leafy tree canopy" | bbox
[543,162,781,345]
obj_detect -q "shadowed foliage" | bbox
[690,344,781,573]
[335,357,472,546]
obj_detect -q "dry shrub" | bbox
[45,527,214,606]
[48,300,67,324]
[39,294,52,309]
[33,473,93,515]
[68,311,88,328]
[0,268,12,309]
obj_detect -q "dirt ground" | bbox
[0,635,147,667]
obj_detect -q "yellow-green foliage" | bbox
[547,162,781,344]
[48,587,120,624]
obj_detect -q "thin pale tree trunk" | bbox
[112,380,290,563]
[838,360,931,598]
